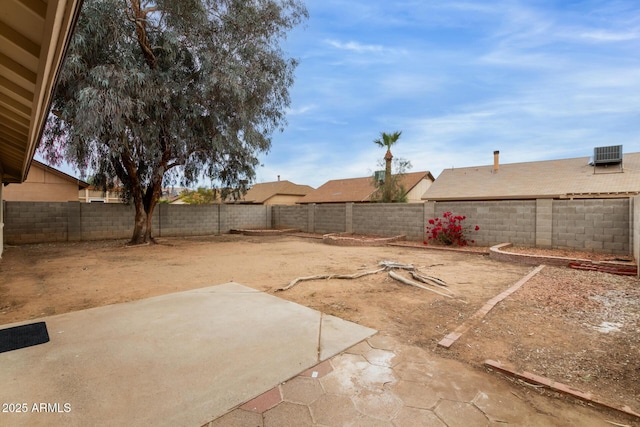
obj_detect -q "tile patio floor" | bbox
[206,334,632,427]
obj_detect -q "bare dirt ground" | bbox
[1,234,638,422]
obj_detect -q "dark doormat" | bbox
[0,322,50,354]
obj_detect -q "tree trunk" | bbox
[384,148,393,202]
[130,199,151,245]
[129,185,160,245]
[144,199,158,243]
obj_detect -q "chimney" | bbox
[493,150,500,173]
[277,175,280,181]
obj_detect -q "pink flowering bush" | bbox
[424,211,479,246]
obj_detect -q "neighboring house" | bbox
[298,171,435,204]
[161,187,193,204]
[0,0,84,256]
[79,186,123,203]
[3,160,89,202]
[235,179,314,205]
[81,182,191,204]
[422,150,640,201]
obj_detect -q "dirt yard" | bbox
[1,234,638,420]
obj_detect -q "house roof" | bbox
[1,0,84,184]
[240,180,314,203]
[298,171,434,204]
[33,159,89,189]
[422,153,640,201]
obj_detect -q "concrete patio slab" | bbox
[0,282,376,426]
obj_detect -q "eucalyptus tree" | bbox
[40,0,307,244]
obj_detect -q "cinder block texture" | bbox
[434,201,536,247]
[158,204,218,237]
[3,198,634,255]
[225,205,269,232]
[4,202,69,244]
[353,204,424,240]
[552,199,629,254]
[272,205,308,231]
[79,203,137,240]
[535,199,553,247]
[314,204,346,234]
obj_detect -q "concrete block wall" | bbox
[434,201,537,246]
[353,204,424,240]
[313,204,346,234]
[223,205,269,232]
[157,204,218,237]
[272,205,308,230]
[535,199,553,247]
[552,199,629,254]
[3,198,635,255]
[79,203,139,241]
[4,202,69,244]
[3,202,270,244]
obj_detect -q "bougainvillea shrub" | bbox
[424,211,479,246]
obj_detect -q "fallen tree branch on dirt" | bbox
[388,271,454,299]
[604,420,632,427]
[276,268,386,292]
[409,271,447,287]
[277,260,453,296]
[379,261,414,270]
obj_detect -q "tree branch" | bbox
[129,0,157,69]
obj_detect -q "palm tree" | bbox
[373,131,402,201]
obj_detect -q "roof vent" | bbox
[593,145,623,173]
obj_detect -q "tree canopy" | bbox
[373,131,402,152]
[179,187,218,204]
[40,0,307,244]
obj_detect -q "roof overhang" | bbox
[1,0,84,184]
[561,192,639,199]
[422,195,560,202]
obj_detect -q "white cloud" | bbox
[325,39,384,54]
[286,104,316,116]
[580,30,640,42]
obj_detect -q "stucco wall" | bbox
[2,163,81,202]
[406,179,431,203]
[264,195,304,205]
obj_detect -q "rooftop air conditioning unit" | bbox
[374,170,385,183]
[592,145,623,173]
[593,145,622,165]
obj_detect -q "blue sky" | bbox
[254,0,640,188]
[38,1,640,189]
